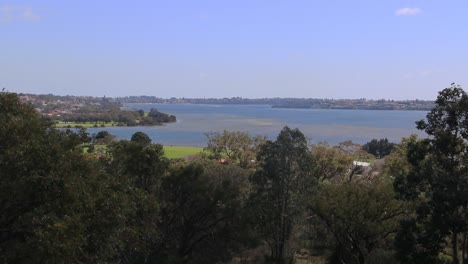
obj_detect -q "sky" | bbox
[1,0,468,100]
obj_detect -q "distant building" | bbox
[353,161,370,167]
[352,161,371,175]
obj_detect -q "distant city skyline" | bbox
[1,0,468,100]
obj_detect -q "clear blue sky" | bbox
[1,0,467,99]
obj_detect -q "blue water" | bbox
[86,104,428,146]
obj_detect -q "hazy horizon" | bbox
[17,91,437,101]
[2,1,468,100]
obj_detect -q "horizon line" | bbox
[13,91,436,102]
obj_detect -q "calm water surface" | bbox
[87,104,428,146]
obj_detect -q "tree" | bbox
[362,138,396,158]
[149,108,176,123]
[105,140,169,261]
[304,139,408,264]
[205,130,266,168]
[154,164,252,263]
[93,130,116,144]
[107,140,168,192]
[393,84,468,264]
[95,130,110,139]
[382,136,414,181]
[131,131,152,146]
[310,178,406,264]
[249,126,315,263]
[310,142,353,182]
[0,92,119,262]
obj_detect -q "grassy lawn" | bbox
[55,122,118,128]
[82,144,203,159]
[163,146,204,159]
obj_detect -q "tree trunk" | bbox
[453,232,459,264]
[462,233,466,264]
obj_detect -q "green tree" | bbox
[107,140,168,192]
[205,130,266,168]
[154,164,252,263]
[93,130,116,144]
[131,131,152,146]
[0,92,118,262]
[249,126,315,263]
[148,108,176,123]
[310,178,406,264]
[95,130,111,139]
[105,139,169,261]
[310,142,353,182]
[362,138,396,158]
[382,136,414,181]
[393,84,468,264]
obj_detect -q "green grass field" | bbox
[55,122,118,128]
[163,146,204,159]
[81,144,203,159]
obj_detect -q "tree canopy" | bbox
[362,138,396,158]
[131,131,152,146]
[5,86,468,263]
[394,84,468,264]
[249,126,315,263]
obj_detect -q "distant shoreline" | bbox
[270,105,432,111]
[125,102,432,111]
[120,97,435,111]
[17,92,434,112]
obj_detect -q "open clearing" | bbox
[82,144,204,159]
[163,146,204,159]
[55,122,118,128]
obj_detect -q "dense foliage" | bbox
[205,130,266,168]
[249,127,315,263]
[393,84,468,264]
[20,94,176,127]
[362,138,396,158]
[3,85,468,263]
[58,107,176,127]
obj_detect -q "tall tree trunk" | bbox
[462,233,466,264]
[453,232,459,264]
[276,200,285,264]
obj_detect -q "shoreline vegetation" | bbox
[18,94,177,127]
[121,95,434,110]
[52,108,177,128]
[19,93,434,111]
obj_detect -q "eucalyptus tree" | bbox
[311,177,406,264]
[393,84,468,264]
[0,92,122,262]
[306,140,407,264]
[205,130,266,168]
[249,126,315,263]
[103,138,169,261]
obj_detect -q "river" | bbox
[86,104,428,146]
